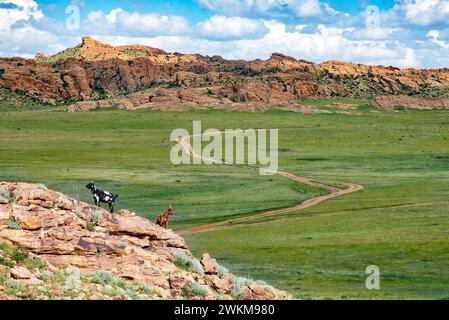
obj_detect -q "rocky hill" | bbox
[1,37,449,110]
[0,182,291,300]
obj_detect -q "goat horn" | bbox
[169,203,172,209]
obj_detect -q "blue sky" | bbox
[1,0,449,68]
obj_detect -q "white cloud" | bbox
[0,1,447,69]
[0,0,60,56]
[196,0,336,18]
[380,0,449,27]
[0,0,43,30]
[197,15,268,40]
[0,23,58,57]
[292,0,323,17]
[427,29,449,49]
[84,8,191,37]
[347,27,405,41]
[402,0,449,26]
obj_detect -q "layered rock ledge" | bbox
[0,182,291,300]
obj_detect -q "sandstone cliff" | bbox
[0,182,291,300]
[1,37,449,109]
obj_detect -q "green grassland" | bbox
[1,99,448,299]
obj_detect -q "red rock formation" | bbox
[1,37,449,108]
[372,95,449,109]
[0,182,291,300]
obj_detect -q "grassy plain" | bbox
[1,99,448,299]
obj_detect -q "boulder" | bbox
[200,253,218,275]
[10,266,33,279]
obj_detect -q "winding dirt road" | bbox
[176,132,364,235]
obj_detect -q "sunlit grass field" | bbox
[1,99,448,299]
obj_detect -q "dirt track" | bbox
[176,132,364,235]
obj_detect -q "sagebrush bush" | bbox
[191,258,205,274]
[217,264,229,277]
[173,249,192,268]
[6,219,21,230]
[0,242,27,263]
[231,286,244,300]
[231,276,254,300]
[86,210,101,232]
[90,271,115,285]
[233,276,254,288]
[173,249,204,274]
[0,270,8,285]
[64,266,81,290]
[90,211,101,225]
[89,270,127,290]
[0,188,13,203]
[5,280,23,296]
[181,281,209,298]
[37,183,47,190]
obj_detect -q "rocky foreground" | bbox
[0,182,291,300]
[1,37,449,111]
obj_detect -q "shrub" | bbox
[231,276,254,300]
[24,256,46,271]
[0,188,14,203]
[231,286,244,300]
[86,210,101,231]
[173,249,191,269]
[37,183,47,190]
[0,242,27,263]
[52,269,66,284]
[0,269,8,285]
[172,249,204,274]
[0,69,4,78]
[0,255,14,268]
[113,277,127,289]
[191,258,205,274]
[73,207,84,219]
[5,280,23,296]
[64,266,81,290]
[126,288,141,300]
[233,276,254,287]
[217,264,229,277]
[89,271,115,286]
[90,211,101,225]
[6,219,21,230]
[101,286,116,297]
[136,283,156,296]
[117,241,128,249]
[181,281,209,298]
[0,242,46,271]
[89,270,126,289]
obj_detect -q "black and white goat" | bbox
[85,183,118,213]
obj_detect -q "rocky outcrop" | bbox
[0,182,291,300]
[372,95,449,109]
[2,37,449,109]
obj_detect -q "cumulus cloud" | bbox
[427,29,449,49]
[84,8,191,37]
[0,0,61,56]
[401,0,449,26]
[0,1,448,68]
[379,0,449,28]
[0,23,58,57]
[346,27,407,41]
[197,15,268,40]
[0,0,43,30]
[196,0,338,19]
